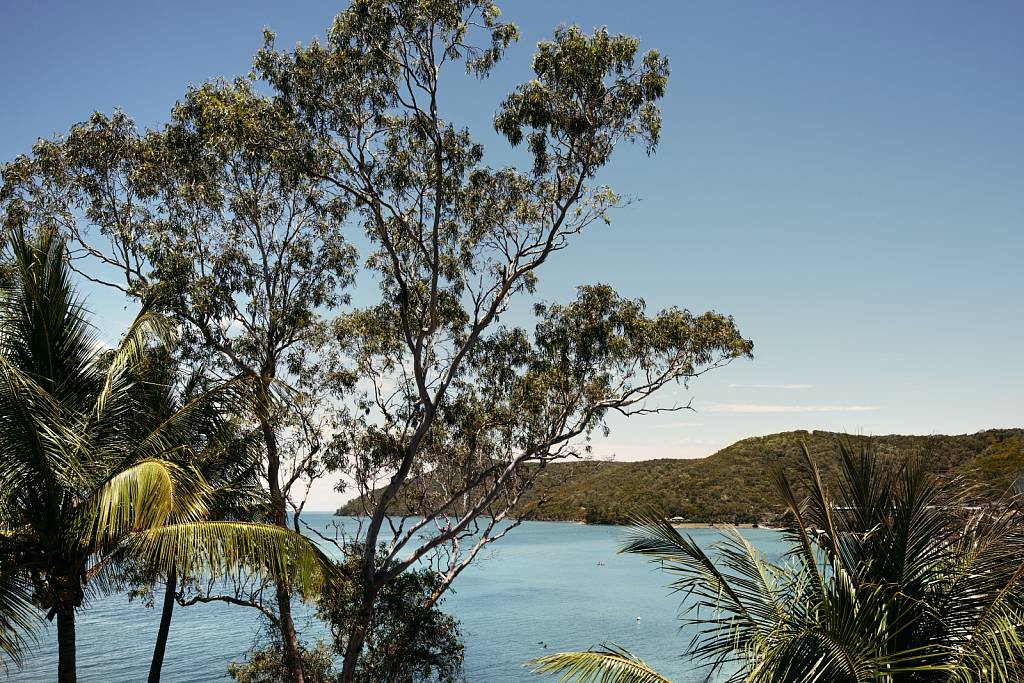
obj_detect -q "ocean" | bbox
[12,514,786,682]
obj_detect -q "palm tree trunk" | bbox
[56,604,76,683]
[147,564,177,683]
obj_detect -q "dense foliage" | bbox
[341,429,1021,525]
[319,548,464,683]
[534,442,1024,682]
[229,642,339,683]
[229,547,464,683]
[0,229,331,682]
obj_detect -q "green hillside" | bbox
[338,429,1024,525]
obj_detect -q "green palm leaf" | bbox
[0,528,40,672]
[73,459,210,549]
[127,521,334,595]
[620,513,786,669]
[0,567,37,671]
[94,307,176,418]
[531,645,673,683]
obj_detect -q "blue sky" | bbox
[3,2,1022,506]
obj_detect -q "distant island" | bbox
[337,429,1024,525]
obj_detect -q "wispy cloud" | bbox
[707,403,880,414]
[649,421,704,429]
[727,383,814,390]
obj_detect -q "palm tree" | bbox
[127,355,271,683]
[0,227,333,683]
[532,442,1024,682]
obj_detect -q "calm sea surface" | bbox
[13,515,786,682]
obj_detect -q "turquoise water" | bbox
[13,515,786,681]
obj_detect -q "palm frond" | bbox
[530,645,673,683]
[74,458,209,550]
[795,443,841,562]
[605,442,1024,682]
[771,464,828,603]
[0,567,39,671]
[944,553,1024,682]
[122,376,251,466]
[0,226,102,409]
[126,521,334,596]
[94,307,176,417]
[620,514,787,670]
[0,351,81,498]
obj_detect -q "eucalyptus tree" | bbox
[154,82,356,679]
[0,228,333,683]
[1,1,754,680]
[533,443,1024,682]
[228,544,466,683]
[0,80,357,680]
[254,2,751,680]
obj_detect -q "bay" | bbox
[12,514,786,682]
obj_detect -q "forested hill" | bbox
[337,429,1024,525]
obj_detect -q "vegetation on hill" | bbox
[338,429,1024,525]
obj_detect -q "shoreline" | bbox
[333,513,781,531]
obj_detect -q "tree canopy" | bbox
[0,2,751,680]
